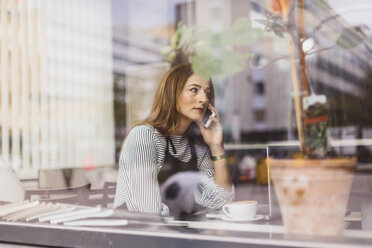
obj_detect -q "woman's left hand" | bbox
[196,104,225,155]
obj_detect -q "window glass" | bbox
[0,0,372,244]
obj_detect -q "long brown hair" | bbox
[132,63,215,137]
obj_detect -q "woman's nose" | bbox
[198,91,208,103]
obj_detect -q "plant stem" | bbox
[280,0,306,152]
[298,0,309,96]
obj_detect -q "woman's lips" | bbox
[193,108,204,113]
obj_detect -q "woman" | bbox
[113,63,234,216]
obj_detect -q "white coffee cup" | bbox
[222,201,257,219]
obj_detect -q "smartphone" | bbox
[202,109,216,128]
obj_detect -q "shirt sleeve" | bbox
[113,126,167,215]
[194,148,235,209]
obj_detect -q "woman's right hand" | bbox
[196,104,225,156]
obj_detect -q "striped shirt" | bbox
[113,124,234,216]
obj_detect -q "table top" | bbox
[1,205,372,248]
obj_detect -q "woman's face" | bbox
[177,74,211,125]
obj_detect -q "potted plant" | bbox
[161,0,363,236]
[261,0,357,236]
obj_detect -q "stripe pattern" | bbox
[113,125,234,216]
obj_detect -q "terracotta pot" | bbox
[267,158,356,236]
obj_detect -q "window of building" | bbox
[254,81,265,95]
[254,109,266,122]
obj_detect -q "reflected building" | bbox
[177,0,372,145]
[111,0,173,158]
[303,2,372,141]
[112,24,170,149]
[110,0,372,155]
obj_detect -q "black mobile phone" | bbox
[202,109,216,128]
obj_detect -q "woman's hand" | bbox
[197,104,232,191]
[196,104,225,155]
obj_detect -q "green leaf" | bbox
[210,33,223,47]
[194,32,219,49]
[160,46,173,55]
[232,29,264,45]
[233,33,253,45]
[168,17,264,79]
[191,52,214,80]
[232,17,251,32]
[166,51,176,62]
[178,25,195,48]
[177,21,183,30]
[336,27,364,49]
[170,33,178,48]
[252,28,264,41]
[219,50,246,75]
[219,29,235,45]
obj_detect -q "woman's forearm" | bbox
[210,146,232,191]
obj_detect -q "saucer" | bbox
[220,214,264,222]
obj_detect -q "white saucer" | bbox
[220,214,264,222]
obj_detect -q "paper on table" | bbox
[7,203,63,222]
[63,219,129,227]
[38,206,77,222]
[0,201,39,218]
[0,201,28,212]
[51,209,114,224]
[45,207,101,224]
[4,202,48,221]
[25,204,61,222]
[25,203,59,222]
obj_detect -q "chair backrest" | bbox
[24,184,91,205]
[24,182,117,208]
[85,182,117,208]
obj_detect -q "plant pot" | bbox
[267,158,356,236]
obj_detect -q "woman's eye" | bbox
[190,88,198,93]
